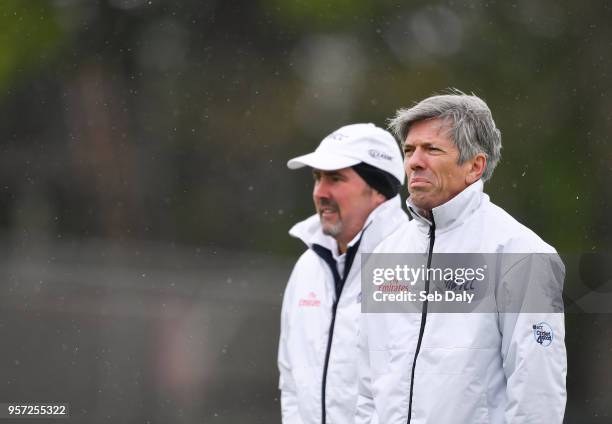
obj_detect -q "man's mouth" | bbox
[318,204,339,217]
[409,176,430,187]
[319,207,338,216]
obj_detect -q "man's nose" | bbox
[313,179,330,199]
[406,148,425,171]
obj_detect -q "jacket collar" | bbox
[407,179,486,233]
[289,195,407,254]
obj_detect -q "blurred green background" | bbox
[0,0,610,423]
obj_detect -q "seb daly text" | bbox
[370,264,487,305]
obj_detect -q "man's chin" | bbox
[321,221,342,238]
[408,194,435,211]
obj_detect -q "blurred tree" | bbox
[0,0,609,253]
[0,0,64,92]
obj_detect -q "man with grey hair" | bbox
[357,91,566,423]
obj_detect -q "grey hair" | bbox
[388,89,502,181]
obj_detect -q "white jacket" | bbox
[358,180,567,424]
[278,196,409,424]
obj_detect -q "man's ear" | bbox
[466,153,487,184]
[372,189,387,206]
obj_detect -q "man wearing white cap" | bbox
[278,123,409,424]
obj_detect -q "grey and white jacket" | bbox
[278,195,409,424]
[357,179,567,424]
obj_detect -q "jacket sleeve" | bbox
[278,266,304,424]
[498,253,567,423]
[355,313,379,424]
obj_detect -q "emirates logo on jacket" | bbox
[298,292,321,307]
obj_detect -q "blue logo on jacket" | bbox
[533,322,553,346]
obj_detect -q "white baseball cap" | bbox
[287,123,405,184]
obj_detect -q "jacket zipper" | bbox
[321,299,338,424]
[407,217,436,424]
[313,237,362,424]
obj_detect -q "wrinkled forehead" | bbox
[403,117,454,146]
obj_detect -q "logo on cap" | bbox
[327,131,348,141]
[368,149,393,161]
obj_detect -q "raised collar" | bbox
[406,179,486,233]
[290,195,406,254]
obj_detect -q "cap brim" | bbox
[287,151,360,171]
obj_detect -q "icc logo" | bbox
[532,322,553,347]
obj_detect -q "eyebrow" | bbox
[313,170,344,178]
[403,141,439,150]
[312,169,342,175]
